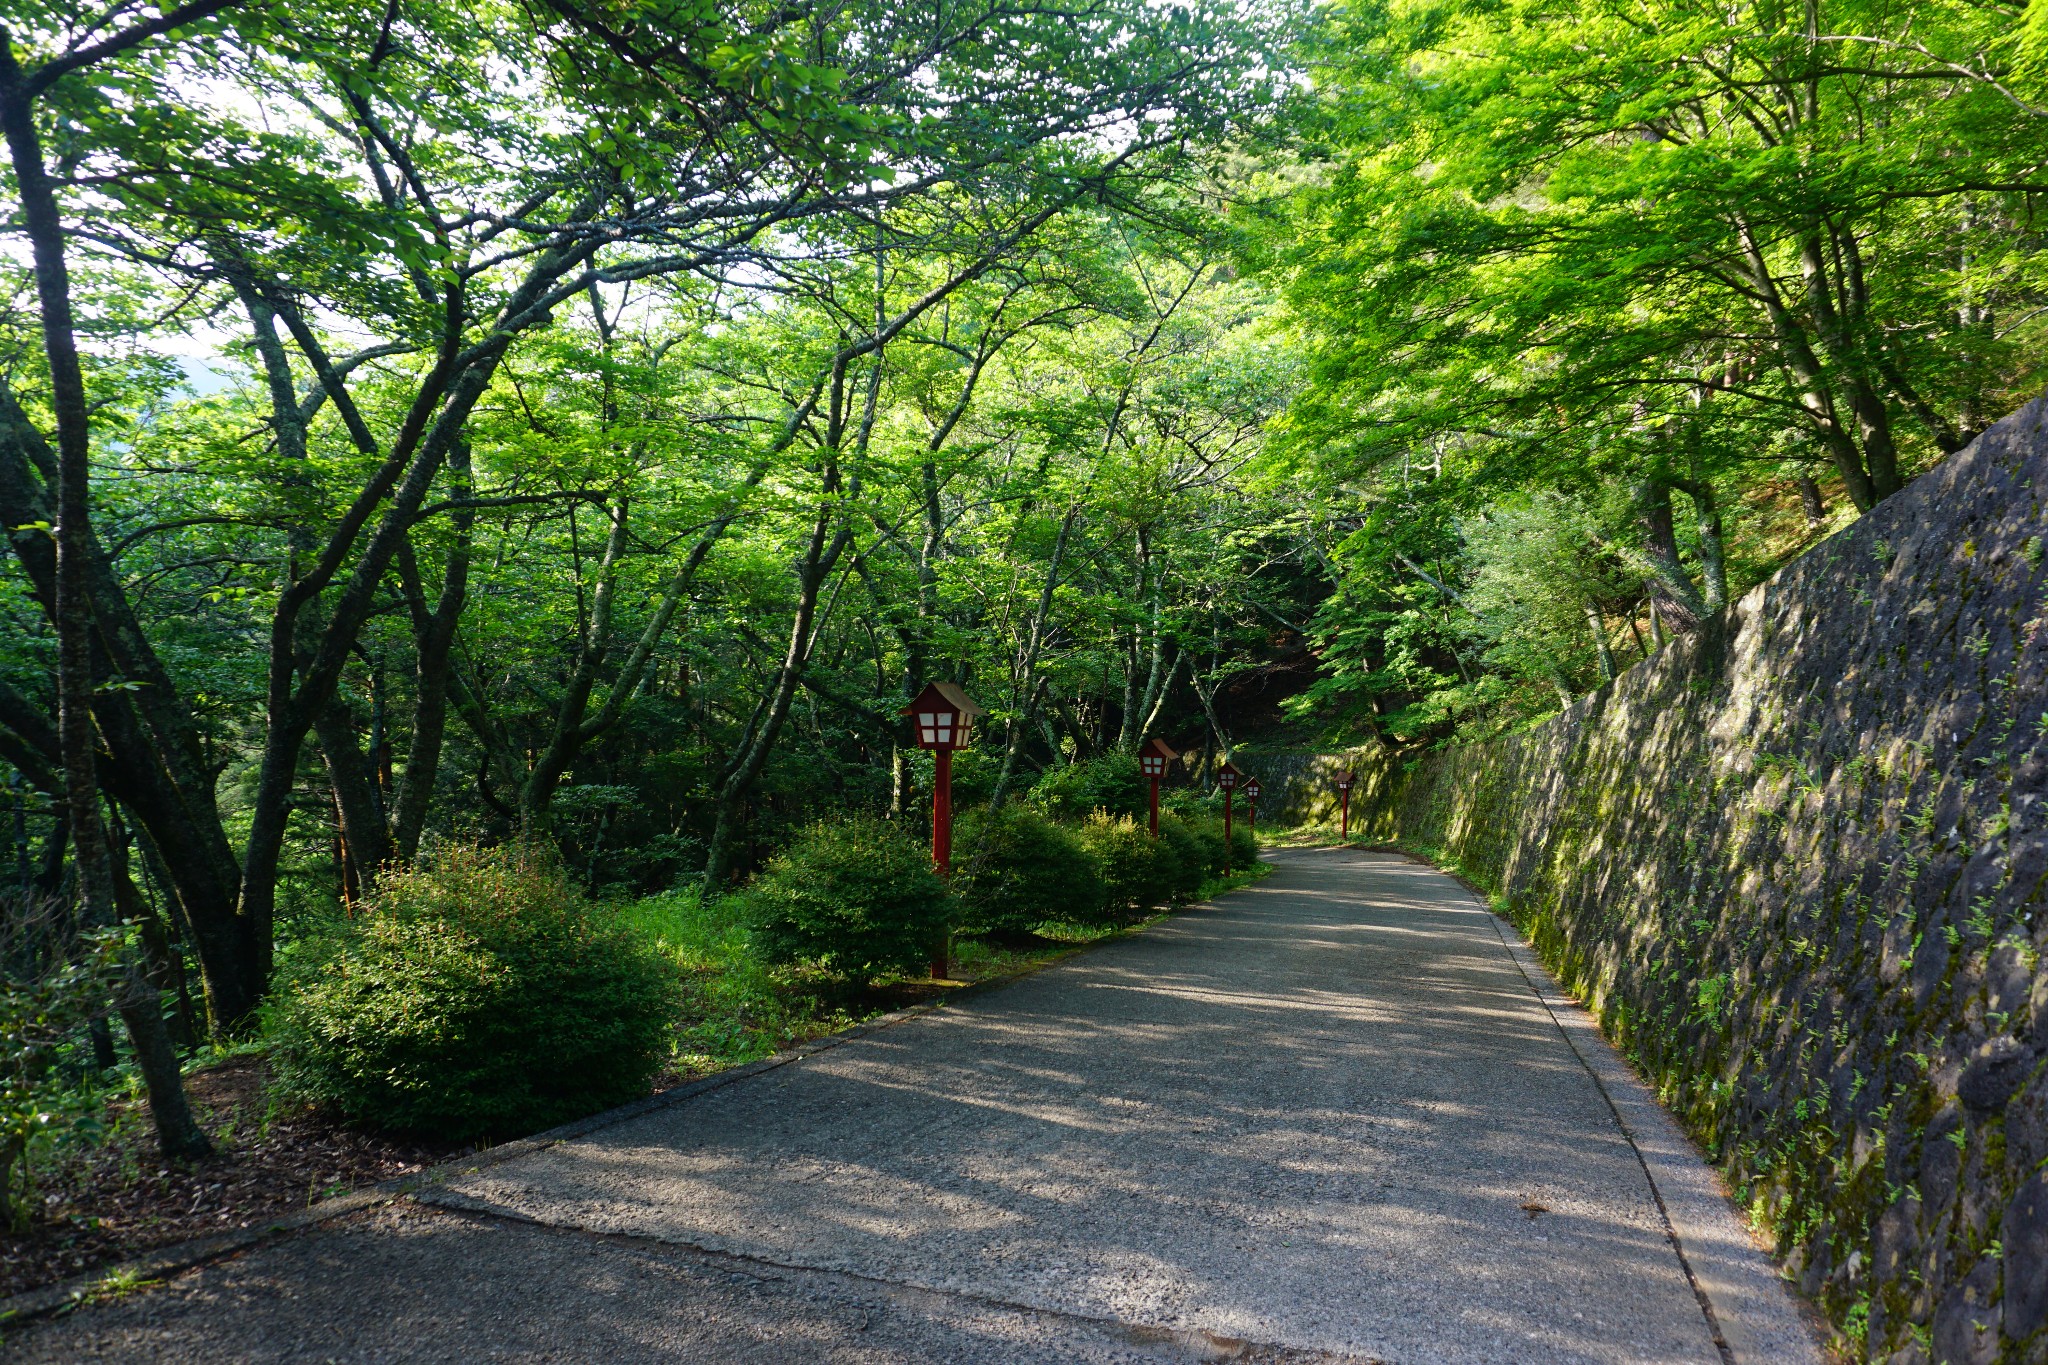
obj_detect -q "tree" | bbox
[0,0,1288,1020]
[1254,0,2048,739]
[0,0,229,1155]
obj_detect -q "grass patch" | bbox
[1258,822,1353,848]
[617,862,1272,1079]
[614,888,847,1074]
[1197,861,1274,899]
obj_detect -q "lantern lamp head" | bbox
[1216,760,1243,791]
[900,682,985,752]
[1137,736,1178,779]
[1336,770,1356,792]
[1243,778,1263,802]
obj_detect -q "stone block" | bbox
[1932,1255,2001,1365]
[2006,1173,2048,1344]
[1959,1036,2033,1114]
[1338,394,2048,1365]
[2009,1071,2048,1180]
[1989,945,2034,1017]
[1912,928,1953,1011]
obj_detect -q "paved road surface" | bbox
[6,849,1822,1364]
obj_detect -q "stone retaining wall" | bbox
[1298,397,2048,1364]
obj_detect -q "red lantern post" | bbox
[902,682,984,979]
[1336,770,1356,841]
[1216,760,1244,870]
[1139,737,1178,836]
[1243,777,1262,835]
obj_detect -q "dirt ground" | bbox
[0,1055,470,1300]
[0,928,1111,1304]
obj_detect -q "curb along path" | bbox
[5,849,1822,1365]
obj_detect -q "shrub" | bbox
[1165,797,1257,872]
[268,844,678,1141]
[954,804,1106,936]
[1227,816,1259,869]
[1154,814,1209,901]
[1073,812,1184,916]
[745,818,955,980]
[0,917,126,1231]
[1175,814,1232,879]
[1029,756,1146,822]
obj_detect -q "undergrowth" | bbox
[621,859,1272,1076]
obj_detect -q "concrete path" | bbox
[6,849,1823,1365]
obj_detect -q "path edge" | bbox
[0,982,989,1329]
[1360,844,1829,1365]
[0,874,1273,1331]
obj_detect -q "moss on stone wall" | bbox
[1281,398,2048,1365]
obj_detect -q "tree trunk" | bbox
[1675,470,1728,613]
[522,497,632,821]
[1584,604,1616,684]
[1137,651,1181,744]
[703,507,856,885]
[0,384,257,1027]
[988,505,1079,808]
[1796,475,1826,531]
[1634,478,1708,628]
[387,444,474,860]
[1732,217,1880,511]
[232,222,605,992]
[701,336,886,883]
[1808,226,1906,500]
[117,995,212,1160]
[316,703,396,880]
[1123,525,1178,753]
[1,52,209,1153]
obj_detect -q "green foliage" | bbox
[1459,492,1639,696]
[955,803,1107,935]
[1260,0,2048,741]
[267,846,678,1141]
[745,818,957,980]
[1154,813,1211,900]
[1029,756,1147,822]
[618,888,840,1069]
[1073,812,1184,916]
[1227,816,1258,869]
[0,923,127,1232]
[1174,812,1243,879]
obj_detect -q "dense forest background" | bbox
[2,0,2045,1204]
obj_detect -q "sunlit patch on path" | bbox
[8,850,1823,1364]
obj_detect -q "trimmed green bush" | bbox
[1227,817,1259,868]
[268,844,678,1141]
[955,804,1106,935]
[1029,756,1146,822]
[1074,812,1184,916]
[1175,814,1232,878]
[1154,813,1208,900]
[1161,791,1258,867]
[745,817,955,979]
